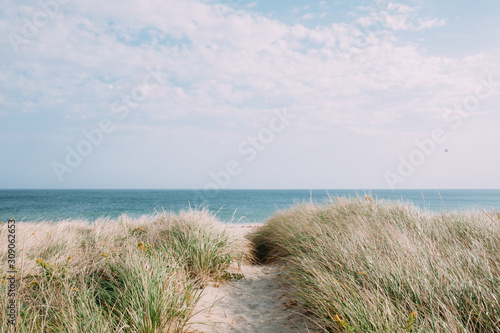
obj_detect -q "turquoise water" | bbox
[1,189,499,223]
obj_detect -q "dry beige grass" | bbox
[1,210,250,332]
[249,198,500,332]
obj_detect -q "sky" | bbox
[0,0,499,190]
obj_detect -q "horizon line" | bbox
[2,188,500,191]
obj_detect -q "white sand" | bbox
[187,225,311,333]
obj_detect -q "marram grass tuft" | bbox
[0,209,249,332]
[249,198,500,332]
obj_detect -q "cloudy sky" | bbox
[1,0,499,189]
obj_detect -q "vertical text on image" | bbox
[6,219,18,327]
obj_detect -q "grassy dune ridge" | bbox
[249,198,500,332]
[2,199,499,332]
[1,210,250,332]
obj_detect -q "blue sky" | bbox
[1,0,499,189]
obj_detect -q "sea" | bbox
[1,189,499,224]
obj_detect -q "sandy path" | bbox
[187,225,310,333]
[188,264,309,333]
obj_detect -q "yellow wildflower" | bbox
[334,314,348,329]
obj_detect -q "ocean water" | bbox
[1,189,499,224]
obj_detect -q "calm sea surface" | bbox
[1,189,499,223]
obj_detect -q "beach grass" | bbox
[0,209,249,332]
[2,200,500,332]
[249,198,500,332]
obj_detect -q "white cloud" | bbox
[355,2,446,32]
[1,0,499,188]
[416,17,446,30]
[1,0,493,132]
[301,13,315,20]
[387,3,414,14]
